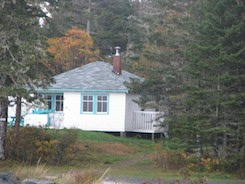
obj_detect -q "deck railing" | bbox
[132,111,164,133]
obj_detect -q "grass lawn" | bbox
[0,129,244,183]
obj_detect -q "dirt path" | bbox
[111,153,154,168]
[104,154,245,184]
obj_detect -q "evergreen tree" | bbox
[128,0,192,116]
[44,0,133,57]
[125,0,155,63]
[43,0,93,37]
[93,0,133,56]
[175,0,245,159]
[0,0,53,159]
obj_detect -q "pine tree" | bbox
[128,0,192,115]
[93,0,133,56]
[43,0,133,57]
[0,0,53,159]
[179,0,245,159]
[43,0,92,37]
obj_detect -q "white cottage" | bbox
[9,49,166,138]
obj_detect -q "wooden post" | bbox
[160,132,163,139]
[151,133,155,141]
[120,132,126,138]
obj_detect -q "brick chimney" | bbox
[113,46,121,75]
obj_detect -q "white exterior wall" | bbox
[8,97,39,125]
[8,92,127,131]
[62,92,127,132]
[24,114,48,127]
[125,94,142,131]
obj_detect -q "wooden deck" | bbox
[131,111,165,133]
[23,110,167,140]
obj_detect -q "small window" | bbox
[55,95,63,111]
[41,94,63,112]
[97,96,108,113]
[43,95,52,110]
[82,95,93,113]
[81,94,109,114]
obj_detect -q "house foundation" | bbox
[120,132,126,138]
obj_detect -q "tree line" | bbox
[0,0,244,174]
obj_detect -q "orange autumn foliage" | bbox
[47,27,99,74]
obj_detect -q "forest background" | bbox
[0,0,244,177]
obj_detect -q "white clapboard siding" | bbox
[125,94,142,131]
[62,92,126,132]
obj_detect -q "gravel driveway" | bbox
[102,177,245,184]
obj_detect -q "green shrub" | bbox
[6,127,78,165]
[219,147,245,179]
[54,129,78,164]
[185,156,220,172]
[6,127,48,163]
[153,143,187,170]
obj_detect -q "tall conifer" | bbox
[181,0,245,158]
[0,0,53,159]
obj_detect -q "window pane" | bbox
[47,101,52,109]
[103,102,107,112]
[83,102,87,111]
[89,102,93,112]
[56,95,63,100]
[56,101,60,111]
[97,95,108,113]
[97,103,101,112]
[55,95,63,111]
[43,95,52,110]
[82,96,93,112]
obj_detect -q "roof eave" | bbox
[35,88,129,94]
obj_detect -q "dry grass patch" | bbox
[92,143,136,155]
[55,168,110,184]
[15,163,109,184]
[15,163,49,180]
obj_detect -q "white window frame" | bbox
[41,94,64,112]
[82,95,94,113]
[81,94,109,114]
[97,95,108,113]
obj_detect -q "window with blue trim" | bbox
[43,95,52,110]
[97,96,108,113]
[41,94,63,112]
[81,94,108,114]
[82,95,93,113]
[55,95,64,111]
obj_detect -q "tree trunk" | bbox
[196,133,202,157]
[0,100,8,160]
[86,0,91,35]
[213,78,219,156]
[14,96,21,137]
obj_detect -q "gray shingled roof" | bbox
[45,61,142,92]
